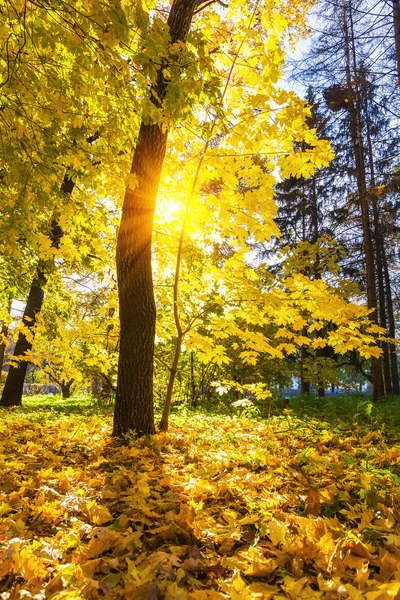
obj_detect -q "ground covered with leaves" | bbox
[1,395,400,599]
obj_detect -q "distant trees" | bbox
[284,0,400,398]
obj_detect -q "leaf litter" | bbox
[1,403,400,599]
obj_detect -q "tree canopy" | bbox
[1,0,400,596]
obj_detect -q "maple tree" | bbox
[0,0,137,405]
[113,0,337,435]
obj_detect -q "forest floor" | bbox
[1,394,400,599]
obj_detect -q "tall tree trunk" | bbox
[0,174,74,407]
[343,0,384,401]
[113,0,199,436]
[382,246,400,394]
[372,201,391,393]
[310,175,319,246]
[310,174,325,397]
[394,0,400,84]
[361,70,391,393]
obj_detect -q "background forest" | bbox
[1,0,399,418]
[1,0,400,598]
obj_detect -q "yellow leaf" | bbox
[232,570,247,593]
[268,518,285,546]
[126,173,138,190]
[86,501,113,525]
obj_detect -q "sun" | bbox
[156,194,186,225]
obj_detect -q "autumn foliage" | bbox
[1,0,400,596]
[1,397,400,599]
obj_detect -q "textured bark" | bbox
[343,0,384,401]
[0,275,45,406]
[373,207,391,394]
[113,0,198,436]
[382,245,400,394]
[394,1,400,84]
[0,173,74,407]
[362,78,391,393]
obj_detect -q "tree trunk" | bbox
[159,333,183,431]
[0,301,11,377]
[394,0,400,84]
[301,380,310,394]
[0,275,45,406]
[361,72,391,393]
[343,0,384,401]
[382,245,400,394]
[113,0,199,437]
[0,173,74,407]
[61,380,73,399]
[372,201,391,393]
[190,351,197,407]
[300,347,310,393]
[312,176,324,398]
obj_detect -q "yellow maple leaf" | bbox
[86,500,113,525]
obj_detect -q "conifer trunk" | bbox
[343,0,384,401]
[382,246,400,394]
[0,174,73,407]
[373,204,391,394]
[311,174,324,397]
[113,0,198,436]
[361,74,391,393]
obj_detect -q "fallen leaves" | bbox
[1,401,400,599]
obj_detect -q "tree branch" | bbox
[194,0,227,15]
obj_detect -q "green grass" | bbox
[3,391,400,440]
[1,393,114,421]
[287,392,400,435]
